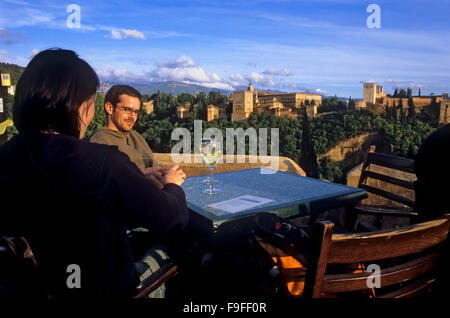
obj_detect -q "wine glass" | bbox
[201,138,222,194]
[199,138,220,185]
[199,138,212,184]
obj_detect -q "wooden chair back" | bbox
[357,149,416,209]
[0,235,177,298]
[304,214,450,298]
[0,236,48,298]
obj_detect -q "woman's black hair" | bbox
[13,48,99,138]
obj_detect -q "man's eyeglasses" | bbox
[114,105,140,115]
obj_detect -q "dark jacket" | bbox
[90,127,157,170]
[414,123,450,217]
[0,133,188,297]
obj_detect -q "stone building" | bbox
[230,83,256,121]
[176,105,190,119]
[440,98,450,124]
[176,102,195,119]
[363,83,386,104]
[207,104,228,122]
[142,100,154,114]
[207,104,219,122]
[360,82,450,123]
[230,82,322,121]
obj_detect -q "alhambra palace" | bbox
[116,81,450,124]
[357,83,450,124]
[230,82,322,121]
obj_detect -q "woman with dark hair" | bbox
[0,49,188,298]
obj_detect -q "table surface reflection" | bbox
[182,168,367,228]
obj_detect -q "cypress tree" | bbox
[299,109,319,178]
[399,99,406,125]
[407,97,416,123]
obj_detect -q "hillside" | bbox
[0,62,25,85]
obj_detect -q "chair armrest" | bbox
[133,263,178,298]
[353,206,418,218]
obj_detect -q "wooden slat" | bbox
[134,263,178,298]
[360,184,415,208]
[366,152,415,174]
[377,277,435,298]
[303,221,334,298]
[322,253,439,293]
[327,215,450,264]
[361,170,415,190]
[354,206,418,217]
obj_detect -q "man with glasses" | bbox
[90,85,186,297]
[90,84,166,187]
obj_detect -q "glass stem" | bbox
[209,167,214,192]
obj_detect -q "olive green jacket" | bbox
[89,127,157,170]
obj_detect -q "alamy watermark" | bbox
[366,4,381,29]
[66,264,81,289]
[170,120,280,174]
[366,263,381,289]
[66,4,81,29]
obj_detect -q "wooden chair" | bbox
[0,236,48,298]
[346,147,418,232]
[133,263,178,298]
[303,214,450,298]
[0,235,178,298]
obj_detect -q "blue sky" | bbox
[1,0,449,98]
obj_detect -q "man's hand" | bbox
[141,167,168,188]
[163,165,186,186]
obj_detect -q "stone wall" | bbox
[440,99,450,124]
[318,132,390,172]
[153,153,306,177]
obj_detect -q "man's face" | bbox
[107,94,140,133]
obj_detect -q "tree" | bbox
[399,89,407,98]
[142,94,152,102]
[407,97,416,123]
[0,62,24,85]
[2,94,14,119]
[407,88,412,97]
[299,109,319,178]
[83,92,106,140]
[393,87,399,97]
[319,157,343,183]
[348,97,356,111]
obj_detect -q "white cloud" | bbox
[96,65,145,83]
[284,83,330,95]
[147,55,234,91]
[155,55,196,68]
[263,68,293,76]
[229,72,275,88]
[0,28,26,44]
[109,30,123,39]
[106,29,146,40]
[29,48,39,58]
[0,8,53,28]
[0,49,16,62]
[122,29,146,40]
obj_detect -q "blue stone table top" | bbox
[182,168,367,226]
